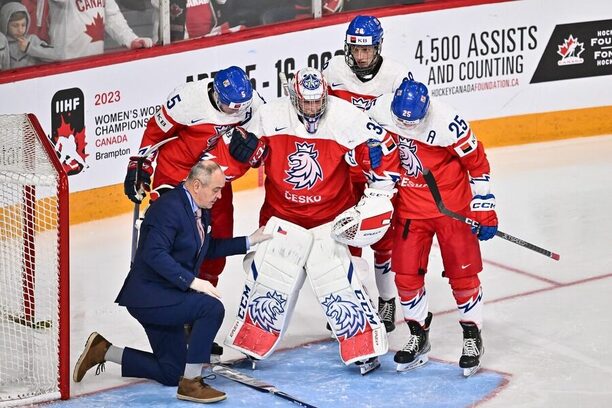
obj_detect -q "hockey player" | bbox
[323,14,408,333]
[367,74,496,377]
[223,67,400,374]
[123,65,265,287]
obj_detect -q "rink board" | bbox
[50,340,508,407]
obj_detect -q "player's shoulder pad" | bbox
[162,80,215,125]
[324,56,351,88]
[248,97,293,135]
[326,96,386,148]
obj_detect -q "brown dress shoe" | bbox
[177,376,227,403]
[73,332,112,382]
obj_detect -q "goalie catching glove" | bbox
[124,156,153,204]
[229,127,269,168]
[332,187,396,247]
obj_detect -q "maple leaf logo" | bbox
[54,114,88,175]
[557,35,584,66]
[84,13,105,43]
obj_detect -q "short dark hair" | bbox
[9,11,28,23]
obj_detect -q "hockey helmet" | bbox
[391,73,430,129]
[288,67,328,134]
[213,66,253,115]
[344,15,384,77]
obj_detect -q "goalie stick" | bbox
[212,365,317,408]
[130,136,178,262]
[422,168,560,261]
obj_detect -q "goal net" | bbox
[0,114,69,405]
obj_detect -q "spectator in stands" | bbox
[0,31,8,69]
[47,0,153,60]
[217,0,342,28]
[0,2,58,68]
[152,0,240,42]
[22,0,49,42]
[344,0,424,11]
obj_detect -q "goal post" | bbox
[0,113,70,405]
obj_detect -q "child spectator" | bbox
[0,31,9,69]
[0,2,58,68]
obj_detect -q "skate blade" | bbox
[462,363,481,378]
[359,359,381,375]
[396,354,429,372]
[243,354,259,370]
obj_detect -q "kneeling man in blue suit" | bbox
[73,160,270,404]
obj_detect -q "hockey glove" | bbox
[124,156,153,204]
[470,194,498,241]
[367,139,383,169]
[229,127,269,168]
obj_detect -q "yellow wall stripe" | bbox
[69,106,612,225]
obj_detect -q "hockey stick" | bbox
[212,365,317,408]
[422,168,560,261]
[130,136,179,262]
[279,72,290,97]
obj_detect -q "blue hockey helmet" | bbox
[213,66,253,114]
[344,15,384,77]
[391,74,430,129]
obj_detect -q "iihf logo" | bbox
[248,290,287,334]
[557,35,584,66]
[284,141,323,189]
[322,294,366,339]
[398,138,423,178]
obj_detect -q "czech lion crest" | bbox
[284,141,323,189]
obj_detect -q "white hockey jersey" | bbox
[244,95,399,229]
[48,0,139,59]
[140,78,263,187]
[323,55,407,111]
[368,94,492,219]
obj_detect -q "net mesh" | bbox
[0,115,62,404]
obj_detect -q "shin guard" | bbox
[225,217,313,359]
[307,224,388,365]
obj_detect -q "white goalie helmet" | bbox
[331,187,396,247]
[288,67,328,134]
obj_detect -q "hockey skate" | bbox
[394,312,433,372]
[378,297,396,333]
[355,356,381,375]
[459,321,484,377]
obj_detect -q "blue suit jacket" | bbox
[116,185,247,308]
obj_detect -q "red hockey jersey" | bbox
[137,79,262,189]
[243,95,399,229]
[368,94,492,220]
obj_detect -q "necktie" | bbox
[194,208,205,244]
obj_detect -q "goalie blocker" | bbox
[225,217,388,368]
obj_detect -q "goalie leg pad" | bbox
[225,217,313,360]
[306,224,388,365]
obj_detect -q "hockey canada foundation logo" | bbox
[51,88,88,175]
[557,35,585,66]
[531,19,612,83]
[284,142,323,189]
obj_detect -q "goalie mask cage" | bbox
[0,114,69,405]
